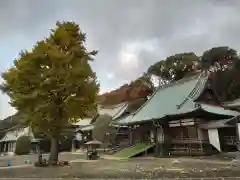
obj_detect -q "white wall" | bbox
[150,130,154,143]
[75,133,82,141]
[0,126,33,142]
[237,123,240,141]
[208,128,221,152]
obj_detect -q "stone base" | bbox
[7,152,15,156]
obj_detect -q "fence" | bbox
[224,136,238,145]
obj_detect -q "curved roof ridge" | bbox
[98,102,127,110]
[177,71,208,109]
[112,103,129,120]
[98,102,128,120]
[190,72,208,99]
[131,72,203,117]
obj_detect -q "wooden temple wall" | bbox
[131,123,155,144]
[218,127,238,152]
[113,119,215,156]
[115,127,129,146]
[169,119,199,141]
[112,118,238,156]
[114,123,155,146]
[167,119,216,156]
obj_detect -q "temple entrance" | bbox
[219,127,238,152]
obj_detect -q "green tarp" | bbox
[114,142,155,158]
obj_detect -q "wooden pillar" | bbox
[5,142,7,152]
[236,122,240,151]
[72,139,75,152]
[155,125,163,157]
[12,142,14,152]
[197,128,213,154]
[9,142,12,152]
[4,143,6,152]
[150,129,155,143]
[7,141,11,152]
[197,128,204,151]
[129,126,133,145]
[13,141,16,152]
[155,122,170,157]
[11,142,14,152]
[7,142,9,152]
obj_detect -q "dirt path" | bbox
[0,152,84,168]
[0,157,237,178]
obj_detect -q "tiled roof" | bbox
[113,114,134,125]
[72,103,128,128]
[200,104,240,117]
[224,98,240,108]
[98,103,128,119]
[80,125,94,131]
[77,103,128,132]
[167,103,240,118]
[177,72,208,109]
[0,127,34,142]
[198,118,235,129]
[72,118,92,126]
[115,72,208,125]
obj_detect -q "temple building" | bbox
[73,98,148,150]
[73,102,129,149]
[111,72,240,157]
[0,126,37,154]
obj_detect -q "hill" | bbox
[99,77,154,106]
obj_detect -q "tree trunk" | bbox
[48,137,59,165]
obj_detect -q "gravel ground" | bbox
[0,153,84,167]
[0,153,239,178]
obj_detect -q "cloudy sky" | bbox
[0,0,240,119]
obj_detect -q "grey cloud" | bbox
[1,0,240,119]
[1,0,240,87]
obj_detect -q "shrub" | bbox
[15,136,31,155]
